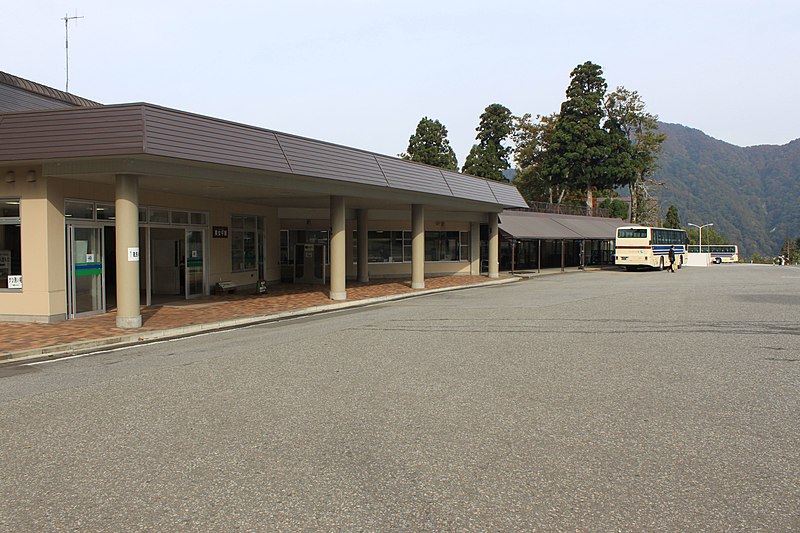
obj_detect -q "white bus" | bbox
[688,244,739,264]
[615,226,688,271]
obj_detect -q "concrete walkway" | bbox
[1,275,519,363]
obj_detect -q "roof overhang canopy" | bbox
[499,210,629,240]
[0,103,528,213]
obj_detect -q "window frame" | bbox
[0,197,22,291]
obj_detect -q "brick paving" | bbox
[0,276,493,357]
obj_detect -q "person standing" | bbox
[668,245,676,273]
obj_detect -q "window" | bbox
[0,198,22,290]
[425,231,461,261]
[95,203,115,221]
[354,230,468,263]
[232,215,258,271]
[460,231,470,261]
[617,228,647,239]
[65,200,94,220]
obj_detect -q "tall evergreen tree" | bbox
[462,103,513,181]
[664,205,680,228]
[541,62,633,209]
[400,117,458,170]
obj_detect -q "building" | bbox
[0,72,527,326]
[497,210,629,271]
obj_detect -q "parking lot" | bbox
[1,264,798,531]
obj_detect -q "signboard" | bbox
[212,226,229,238]
[7,275,22,289]
[85,253,95,263]
[128,247,139,262]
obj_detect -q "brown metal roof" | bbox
[0,103,528,209]
[499,210,628,240]
[0,71,102,110]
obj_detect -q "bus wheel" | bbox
[625,266,636,272]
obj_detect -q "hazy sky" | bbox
[4,1,799,165]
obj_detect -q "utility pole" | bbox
[62,11,84,93]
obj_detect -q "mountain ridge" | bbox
[652,122,800,257]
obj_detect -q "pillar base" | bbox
[488,273,499,279]
[357,276,369,283]
[116,315,142,329]
[329,290,347,301]
[411,282,425,289]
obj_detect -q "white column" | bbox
[470,221,480,275]
[329,195,347,300]
[488,212,499,279]
[357,209,369,283]
[411,204,425,289]
[115,174,142,328]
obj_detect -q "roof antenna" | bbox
[62,10,84,93]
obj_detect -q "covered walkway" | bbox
[498,210,628,272]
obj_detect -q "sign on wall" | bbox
[7,275,22,289]
[212,226,228,238]
[128,247,139,262]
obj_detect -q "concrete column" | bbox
[329,195,347,300]
[470,221,480,275]
[357,209,369,283]
[115,174,142,328]
[411,204,425,289]
[488,212,499,279]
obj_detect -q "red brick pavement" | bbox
[0,276,494,357]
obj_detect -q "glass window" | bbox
[95,203,116,221]
[460,231,470,261]
[368,231,391,262]
[149,208,169,224]
[363,231,407,263]
[232,215,258,271]
[65,200,95,220]
[0,198,22,289]
[280,230,291,265]
[171,211,189,225]
[617,228,647,239]
[138,207,147,223]
[425,231,460,261]
[191,212,207,226]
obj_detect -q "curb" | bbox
[1,277,519,366]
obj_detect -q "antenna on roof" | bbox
[62,10,84,93]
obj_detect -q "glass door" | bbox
[67,225,105,318]
[186,229,205,298]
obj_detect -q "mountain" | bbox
[652,122,800,258]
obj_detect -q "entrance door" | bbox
[185,229,205,298]
[67,225,104,318]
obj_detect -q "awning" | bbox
[499,210,628,240]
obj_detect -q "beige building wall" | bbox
[0,172,491,322]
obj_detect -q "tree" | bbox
[512,113,560,203]
[400,117,458,170]
[462,103,513,181]
[599,198,629,220]
[664,205,680,228]
[541,61,634,209]
[604,87,666,223]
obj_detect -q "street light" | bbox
[688,222,714,253]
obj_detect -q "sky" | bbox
[3,1,799,166]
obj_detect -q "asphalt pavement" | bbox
[1,264,798,531]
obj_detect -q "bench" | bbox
[214,280,268,295]
[214,281,238,295]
